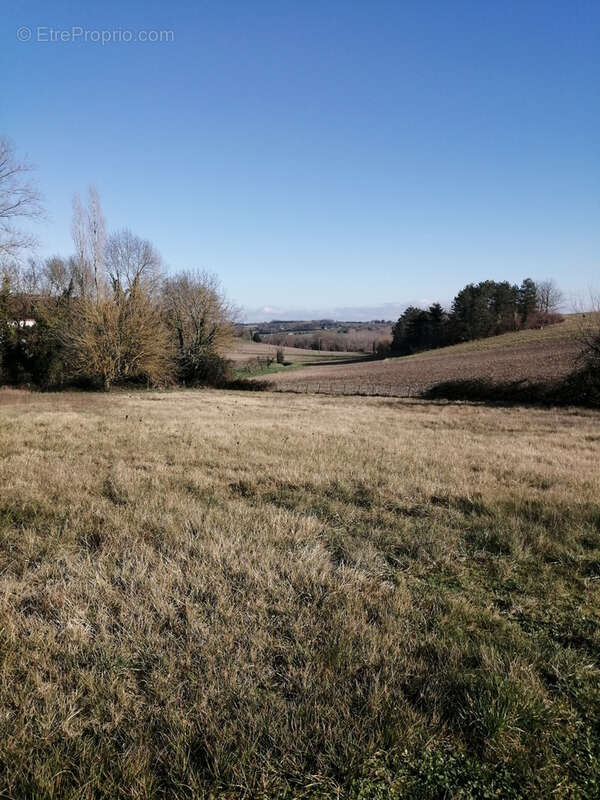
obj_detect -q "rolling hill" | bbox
[261,315,588,395]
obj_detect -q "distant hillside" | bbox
[227,339,364,364]
[236,320,393,354]
[412,314,582,357]
[261,315,587,395]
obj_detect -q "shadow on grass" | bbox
[221,377,271,391]
[423,367,600,409]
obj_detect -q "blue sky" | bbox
[2,0,599,319]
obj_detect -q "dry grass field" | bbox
[265,316,584,395]
[1,387,600,798]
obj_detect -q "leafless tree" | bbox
[10,255,71,297]
[71,193,87,292]
[42,255,72,295]
[88,186,105,299]
[71,186,106,300]
[17,258,44,295]
[162,270,237,365]
[537,279,564,313]
[106,228,162,293]
[0,137,44,264]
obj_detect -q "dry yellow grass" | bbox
[0,387,599,798]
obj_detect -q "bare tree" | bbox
[0,137,44,263]
[88,186,105,300]
[537,279,564,313]
[42,255,72,296]
[9,255,72,297]
[71,186,106,300]
[17,257,44,295]
[162,270,236,379]
[71,192,88,294]
[106,228,162,293]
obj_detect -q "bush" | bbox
[180,352,233,387]
[0,289,72,389]
[561,366,600,407]
[225,377,270,391]
[62,285,174,390]
[423,371,600,409]
[180,353,270,390]
[523,311,564,329]
[578,313,600,372]
[375,339,392,357]
[423,379,549,404]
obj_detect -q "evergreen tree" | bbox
[392,307,423,354]
[518,278,538,324]
[393,277,544,357]
[491,281,519,334]
[427,302,447,347]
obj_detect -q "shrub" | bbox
[225,377,270,391]
[62,283,174,390]
[423,373,600,408]
[561,366,600,407]
[0,286,71,388]
[523,311,564,329]
[375,339,392,357]
[181,352,233,387]
[578,312,600,373]
[423,378,550,405]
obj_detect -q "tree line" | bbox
[391,278,564,355]
[0,139,235,390]
[2,134,597,401]
[252,328,392,354]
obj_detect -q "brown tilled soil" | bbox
[228,339,362,363]
[264,338,581,395]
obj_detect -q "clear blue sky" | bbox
[2,0,599,319]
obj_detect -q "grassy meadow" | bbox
[1,388,600,798]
